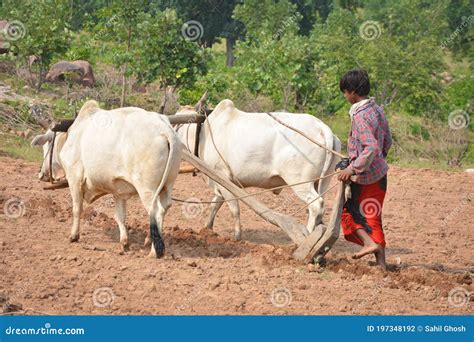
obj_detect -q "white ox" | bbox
[31,100,182,258]
[176,99,341,239]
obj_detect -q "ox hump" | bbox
[212,99,237,117]
[77,100,100,118]
[215,99,235,111]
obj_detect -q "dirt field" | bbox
[0,156,473,315]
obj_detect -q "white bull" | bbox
[31,100,182,258]
[176,99,341,240]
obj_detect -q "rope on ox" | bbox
[265,112,347,159]
[171,169,341,204]
[172,108,348,215]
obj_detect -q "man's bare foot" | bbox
[352,242,381,259]
[375,246,387,271]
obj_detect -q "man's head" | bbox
[339,69,370,104]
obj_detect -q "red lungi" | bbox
[341,175,387,247]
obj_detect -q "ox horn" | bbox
[194,91,208,113]
[158,91,167,114]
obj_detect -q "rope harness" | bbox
[48,131,56,184]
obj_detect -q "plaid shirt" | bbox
[347,99,392,185]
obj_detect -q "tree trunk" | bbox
[65,84,69,101]
[120,72,127,107]
[26,56,34,88]
[225,37,235,67]
[120,26,132,107]
[36,63,45,92]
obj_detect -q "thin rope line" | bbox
[201,105,245,189]
[290,181,339,216]
[171,170,341,204]
[265,112,347,159]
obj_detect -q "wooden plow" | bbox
[180,149,345,263]
[169,108,346,264]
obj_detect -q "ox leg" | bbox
[114,197,129,251]
[291,183,324,234]
[69,182,83,242]
[137,187,170,258]
[148,189,172,258]
[218,186,242,241]
[205,186,225,230]
[137,189,154,251]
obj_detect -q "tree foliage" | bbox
[1,0,71,89]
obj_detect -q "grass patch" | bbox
[0,133,43,162]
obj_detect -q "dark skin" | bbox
[337,90,367,182]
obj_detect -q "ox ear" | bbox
[31,131,54,146]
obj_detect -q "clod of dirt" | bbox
[209,280,222,290]
[456,273,472,285]
[186,260,197,267]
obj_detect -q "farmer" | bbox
[337,69,392,271]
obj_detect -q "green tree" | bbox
[290,0,333,35]
[95,0,149,106]
[232,0,318,110]
[0,0,71,90]
[445,0,473,57]
[156,0,243,67]
[309,0,449,116]
[131,10,207,91]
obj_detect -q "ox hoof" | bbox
[233,232,242,241]
[121,243,130,252]
[148,250,164,259]
[69,235,80,243]
[149,241,165,259]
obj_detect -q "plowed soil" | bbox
[0,156,473,315]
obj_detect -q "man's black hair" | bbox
[339,69,370,96]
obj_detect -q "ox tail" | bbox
[149,119,180,258]
[317,130,341,196]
